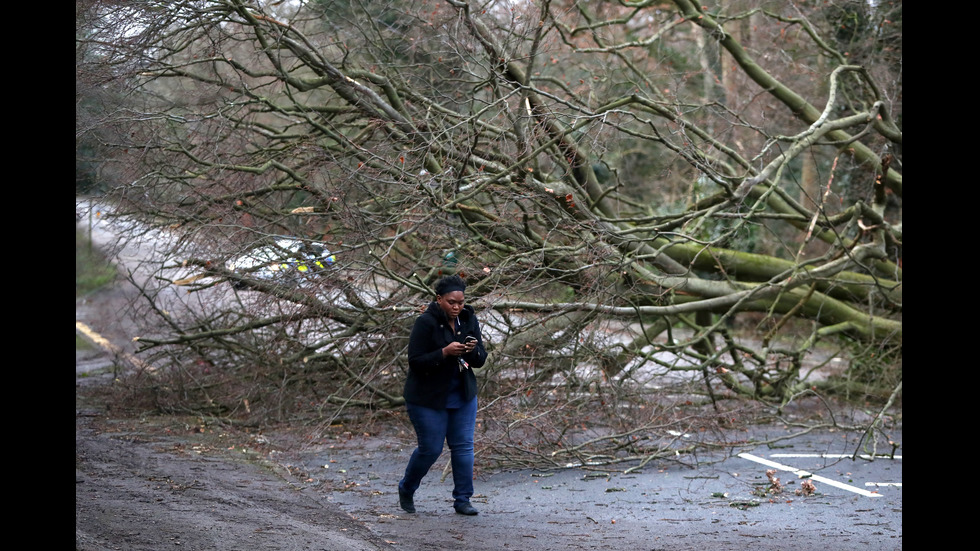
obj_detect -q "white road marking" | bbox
[771,453,902,460]
[737,452,883,498]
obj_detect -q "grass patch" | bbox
[76,228,117,297]
[76,334,95,351]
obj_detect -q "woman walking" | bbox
[398,275,487,515]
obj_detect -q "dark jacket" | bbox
[404,301,487,409]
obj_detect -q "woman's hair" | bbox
[435,274,466,296]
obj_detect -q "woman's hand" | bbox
[443,342,468,357]
[444,337,477,357]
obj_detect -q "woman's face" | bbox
[437,291,465,319]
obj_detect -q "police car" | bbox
[226,238,336,288]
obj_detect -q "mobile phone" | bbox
[465,336,477,342]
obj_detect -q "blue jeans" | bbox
[399,397,477,506]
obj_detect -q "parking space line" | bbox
[737,452,883,498]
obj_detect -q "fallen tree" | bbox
[76,0,902,467]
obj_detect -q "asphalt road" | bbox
[287,423,902,551]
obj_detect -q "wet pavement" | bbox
[289,426,902,551]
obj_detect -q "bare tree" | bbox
[76,0,901,468]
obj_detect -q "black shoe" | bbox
[398,487,416,513]
[454,502,478,516]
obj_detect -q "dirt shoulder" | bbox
[76,281,395,551]
[75,405,393,551]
